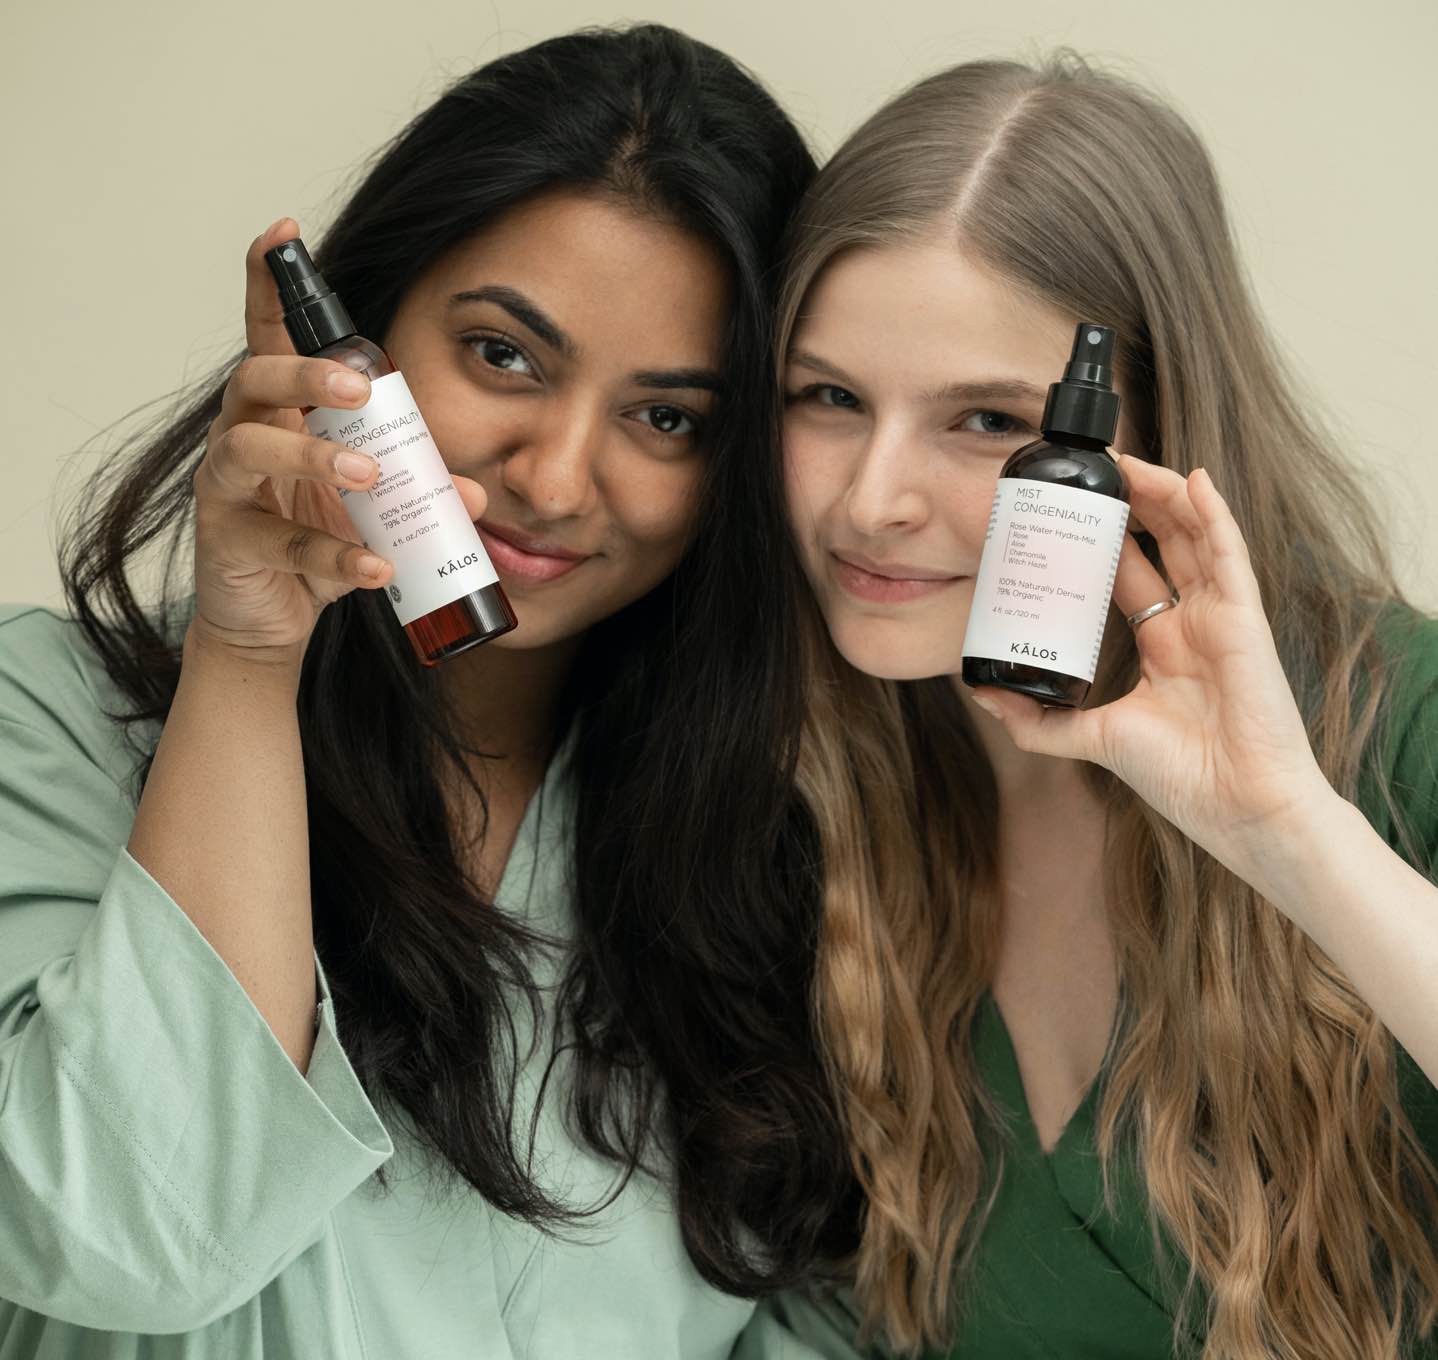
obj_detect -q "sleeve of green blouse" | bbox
[0,605,394,1334]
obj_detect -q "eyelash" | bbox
[787,382,860,411]
[961,410,1029,438]
[464,331,538,379]
[632,405,702,439]
[461,331,703,442]
[786,382,1031,439]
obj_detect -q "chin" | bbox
[825,609,964,682]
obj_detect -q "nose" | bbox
[843,426,929,537]
[499,398,604,521]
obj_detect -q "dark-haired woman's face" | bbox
[383,189,731,650]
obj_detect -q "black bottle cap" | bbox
[263,238,357,356]
[1040,322,1121,446]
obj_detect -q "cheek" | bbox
[602,456,703,568]
[421,391,527,471]
[782,426,845,549]
[947,461,1003,550]
[958,479,997,544]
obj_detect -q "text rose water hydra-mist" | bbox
[961,322,1130,707]
[265,238,516,665]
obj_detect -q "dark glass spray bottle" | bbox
[961,322,1130,707]
[264,238,516,666]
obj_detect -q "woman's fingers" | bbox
[453,474,488,524]
[966,686,1100,763]
[198,419,380,505]
[1117,455,1205,591]
[218,352,371,430]
[221,506,391,589]
[1110,533,1176,623]
[1189,468,1263,609]
[244,219,302,357]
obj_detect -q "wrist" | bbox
[183,618,307,689]
[1232,784,1373,923]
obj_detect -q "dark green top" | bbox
[946,611,1438,1360]
[749,611,1438,1360]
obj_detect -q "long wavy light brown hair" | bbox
[781,54,1438,1359]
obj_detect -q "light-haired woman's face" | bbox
[783,239,1129,680]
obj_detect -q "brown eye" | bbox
[469,337,535,376]
[636,404,698,437]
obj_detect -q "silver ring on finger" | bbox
[1126,594,1179,630]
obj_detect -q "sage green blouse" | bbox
[0,603,834,1359]
[747,610,1438,1359]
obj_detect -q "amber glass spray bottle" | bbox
[961,322,1130,707]
[265,238,516,665]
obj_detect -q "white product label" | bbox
[306,371,498,626]
[961,477,1129,684]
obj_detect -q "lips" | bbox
[828,549,961,604]
[476,520,593,584]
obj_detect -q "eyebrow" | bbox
[451,286,723,394]
[449,286,576,357]
[787,348,1047,407]
[631,367,724,395]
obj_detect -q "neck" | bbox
[954,679,1091,813]
[952,679,1114,982]
[437,631,584,772]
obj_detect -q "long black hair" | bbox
[61,24,859,1294]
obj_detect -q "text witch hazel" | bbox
[962,323,1131,708]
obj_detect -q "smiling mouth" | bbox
[828,550,962,604]
[476,521,593,583]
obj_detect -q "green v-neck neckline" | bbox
[976,990,1102,1161]
[972,991,1206,1342]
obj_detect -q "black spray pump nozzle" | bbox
[263,237,358,357]
[1040,322,1121,447]
[266,238,327,306]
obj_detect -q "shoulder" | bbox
[0,602,168,793]
[0,604,115,732]
[1365,606,1438,871]
[1373,607,1438,781]
[1375,605,1438,705]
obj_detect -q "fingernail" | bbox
[356,553,387,577]
[970,694,1002,720]
[335,451,378,481]
[328,371,369,400]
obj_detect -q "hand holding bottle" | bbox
[966,455,1337,887]
[190,218,487,662]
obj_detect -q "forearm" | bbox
[1244,789,1438,1087]
[127,622,317,1070]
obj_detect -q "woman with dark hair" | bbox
[0,25,858,1356]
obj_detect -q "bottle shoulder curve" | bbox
[999,438,1127,499]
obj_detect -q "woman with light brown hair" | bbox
[752,53,1438,1360]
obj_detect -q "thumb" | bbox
[967,686,1098,762]
[453,474,488,523]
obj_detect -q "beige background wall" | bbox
[3,0,1434,610]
